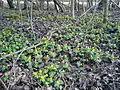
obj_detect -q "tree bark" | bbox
[23,0,27,9]
[88,0,93,7]
[103,0,109,23]
[0,0,3,8]
[7,0,14,9]
[71,0,75,18]
[40,0,44,10]
[53,0,64,12]
[35,0,41,12]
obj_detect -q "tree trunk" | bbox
[35,0,40,12]
[82,0,85,12]
[75,0,78,11]
[87,0,93,8]
[7,0,14,9]
[53,0,64,12]
[103,0,109,23]
[0,0,3,8]
[71,0,75,18]
[23,0,27,9]
[40,0,44,10]
[98,0,104,9]
[39,0,63,12]
[47,0,49,10]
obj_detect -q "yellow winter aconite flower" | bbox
[16,42,19,44]
[26,40,29,43]
[92,49,95,52]
[96,40,99,43]
[74,47,79,51]
[111,54,115,59]
[94,43,96,45]
[18,38,21,40]
[65,62,68,66]
[44,68,47,73]
[62,70,65,73]
[57,45,61,49]
[28,56,31,61]
[63,44,68,50]
[39,70,42,73]
[42,36,48,41]
[49,77,53,81]
[50,64,54,68]
[43,55,50,60]
[75,39,79,43]
[33,72,38,76]
[54,33,59,36]
[4,73,8,76]
[40,75,45,79]
[56,80,60,84]
[86,46,90,50]
[45,74,48,77]
[34,48,38,53]
[49,51,56,57]
[53,67,57,71]
[45,82,49,85]
[50,41,55,44]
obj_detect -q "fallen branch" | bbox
[80,5,95,18]
[80,0,101,18]
[0,31,55,60]
[7,47,27,90]
[111,0,120,9]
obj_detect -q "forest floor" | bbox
[0,8,120,90]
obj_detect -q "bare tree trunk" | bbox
[35,0,40,12]
[0,0,3,8]
[7,0,14,9]
[40,0,44,10]
[91,0,93,6]
[87,0,93,8]
[0,0,3,18]
[16,0,20,10]
[47,0,49,10]
[103,0,109,23]
[82,0,86,12]
[75,0,78,11]
[71,0,75,18]
[53,0,64,12]
[23,0,27,9]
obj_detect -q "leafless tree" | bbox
[0,0,3,8]
[103,0,109,23]
[71,0,75,18]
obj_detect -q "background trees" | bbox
[4,0,120,22]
